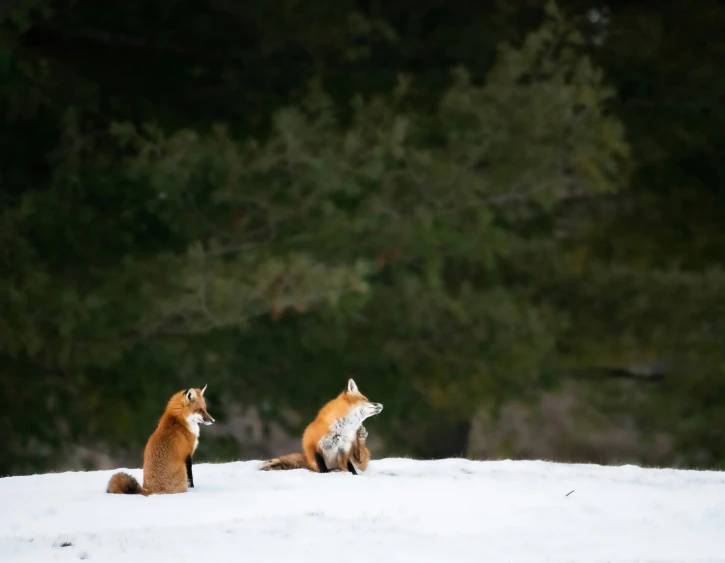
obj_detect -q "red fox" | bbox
[260,379,383,474]
[106,385,215,495]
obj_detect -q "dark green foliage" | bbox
[2,0,725,475]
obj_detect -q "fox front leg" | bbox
[186,456,194,488]
[333,448,358,475]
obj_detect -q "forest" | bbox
[2,0,725,476]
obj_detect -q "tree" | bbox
[3,0,725,474]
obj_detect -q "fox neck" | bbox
[331,404,366,438]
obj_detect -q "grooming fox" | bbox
[260,379,382,474]
[106,385,214,495]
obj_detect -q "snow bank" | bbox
[2,458,725,562]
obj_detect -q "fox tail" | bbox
[259,453,311,471]
[106,472,148,495]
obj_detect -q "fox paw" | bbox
[357,425,368,440]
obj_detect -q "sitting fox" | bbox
[261,379,383,474]
[107,385,215,495]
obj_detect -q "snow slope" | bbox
[2,458,725,562]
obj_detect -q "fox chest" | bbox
[185,416,200,454]
[317,406,364,465]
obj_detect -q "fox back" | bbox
[143,386,215,493]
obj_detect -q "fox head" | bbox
[182,384,215,426]
[342,378,383,420]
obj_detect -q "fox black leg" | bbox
[347,460,358,475]
[314,452,330,473]
[186,455,194,488]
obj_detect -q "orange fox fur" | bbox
[260,379,382,474]
[107,385,214,495]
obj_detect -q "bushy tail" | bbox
[259,453,311,471]
[107,472,148,495]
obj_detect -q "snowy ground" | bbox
[2,458,725,563]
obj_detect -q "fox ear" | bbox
[347,378,359,395]
[200,384,207,396]
[185,388,196,402]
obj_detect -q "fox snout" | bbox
[202,412,215,425]
[364,402,383,417]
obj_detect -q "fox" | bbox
[106,385,215,495]
[260,378,383,475]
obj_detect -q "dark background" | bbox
[3,0,725,477]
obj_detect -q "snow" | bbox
[2,458,725,562]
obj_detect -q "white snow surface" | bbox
[2,458,725,562]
